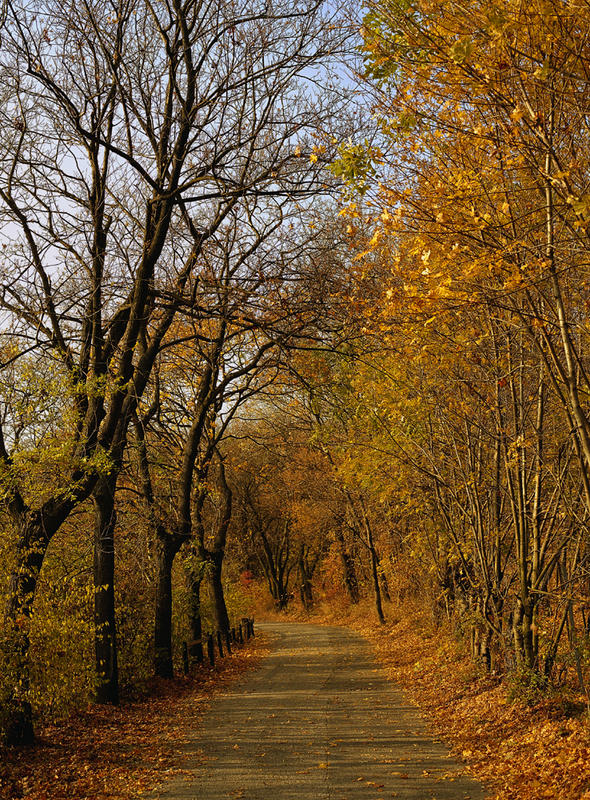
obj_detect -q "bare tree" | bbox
[0,0,350,743]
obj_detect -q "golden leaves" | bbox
[450,38,474,64]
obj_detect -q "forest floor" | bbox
[288,597,590,800]
[0,637,267,800]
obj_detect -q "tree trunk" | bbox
[361,508,385,624]
[210,552,230,634]
[334,525,360,604]
[186,563,204,663]
[256,519,292,610]
[154,534,183,679]
[265,569,290,610]
[133,413,187,679]
[299,565,314,610]
[1,620,34,746]
[3,503,73,744]
[298,547,315,611]
[207,457,232,634]
[93,473,119,704]
[369,540,386,624]
[3,513,46,744]
[188,572,202,642]
[513,596,537,673]
[274,563,291,610]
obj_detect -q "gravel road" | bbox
[151,622,487,800]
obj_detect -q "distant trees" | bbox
[228,417,336,612]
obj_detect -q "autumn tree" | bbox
[0,0,350,743]
[318,0,590,681]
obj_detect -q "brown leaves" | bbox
[0,640,266,800]
[348,602,590,800]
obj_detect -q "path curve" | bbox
[152,623,486,799]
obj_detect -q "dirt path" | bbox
[149,623,487,799]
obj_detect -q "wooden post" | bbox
[182,641,189,675]
[238,623,243,644]
[250,618,255,638]
[225,630,232,654]
[242,617,250,641]
[207,633,215,666]
[217,630,224,658]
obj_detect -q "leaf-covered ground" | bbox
[337,601,590,800]
[5,603,590,800]
[0,639,267,800]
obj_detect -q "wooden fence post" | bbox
[182,641,189,675]
[217,630,224,658]
[225,630,232,654]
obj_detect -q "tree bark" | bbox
[380,568,391,603]
[198,452,232,632]
[356,499,385,624]
[299,562,314,610]
[154,534,184,678]
[210,551,230,634]
[1,619,34,746]
[3,499,84,743]
[187,569,203,643]
[298,545,316,611]
[93,472,119,705]
[257,522,292,610]
[369,537,386,625]
[334,524,360,604]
